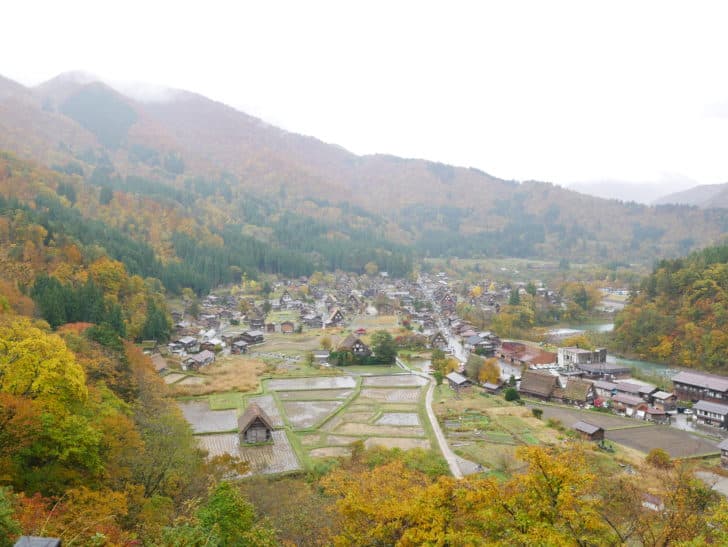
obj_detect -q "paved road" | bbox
[424,376,463,478]
[418,276,468,365]
[397,357,463,479]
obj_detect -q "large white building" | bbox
[557,346,607,369]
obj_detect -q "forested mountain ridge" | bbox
[0,151,414,294]
[0,72,726,265]
[614,241,728,370]
[653,182,728,209]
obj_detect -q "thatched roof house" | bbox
[338,334,371,356]
[518,370,559,400]
[238,403,274,444]
[553,378,595,404]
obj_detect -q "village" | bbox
[145,268,728,496]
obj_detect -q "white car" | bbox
[683,409,693,415]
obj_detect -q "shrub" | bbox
[646,448,672,469]
[504,387,520,401]
[546,418,564,431]
[532,408,543,419]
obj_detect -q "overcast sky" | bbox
[3,1,728,189]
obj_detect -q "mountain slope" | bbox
[567,180,697,205]
[0,72,726,266]
[614,241,728,370]
[653,182,728,209]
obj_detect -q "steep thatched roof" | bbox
[237,403,274,433]
[573,421,602,435]
[338,334,367,352]
[553,378,593,402]
[519,370,558,398]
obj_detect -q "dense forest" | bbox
[614,241,728,370]
[0,152,413,299]
[0,314,278,544]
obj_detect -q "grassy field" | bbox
[167,356,266,396]
[435,388,573,471]
[348,314,401,334]
[257,332,324,353]
[208,392,247,410]
[435,390,718,474]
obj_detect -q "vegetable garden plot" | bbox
[178,400,237,433]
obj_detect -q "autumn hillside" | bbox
[614,241,728,371]
[0,72,726,266]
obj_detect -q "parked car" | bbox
[684,408,693,415]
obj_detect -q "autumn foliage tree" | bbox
[321,444,654,545]
[615,242,728,370]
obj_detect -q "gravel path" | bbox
[396,357,463,479]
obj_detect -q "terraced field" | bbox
[268,377,356,391]
[198,431,301,474]
[276,374,431,464]
[377,412,421,426]
[283,400,344,429]
[178,400,237,433]
[359,388,422,403]
[276,389,353,400]
[179,373,434,475]
[363,375,427,387]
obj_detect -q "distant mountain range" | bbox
[566,179,698,205]
[0,71,727,268]
[652,183,728,209]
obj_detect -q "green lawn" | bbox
[484,431,516,443]
[209,392,245,410]
[498,416,531,434]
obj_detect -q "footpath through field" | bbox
[396,358,463,479]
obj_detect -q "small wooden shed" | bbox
[446,372,471,390]
[238,403,274,444]
[572,420,605,441]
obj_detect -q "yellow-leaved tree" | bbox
[0,317,87,409]
[478,358,501,384]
